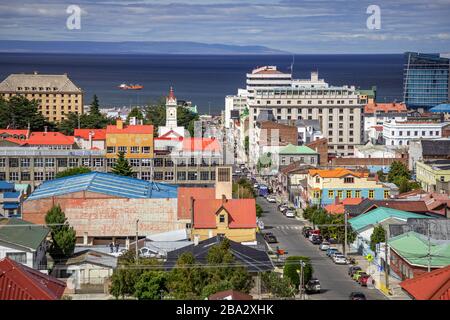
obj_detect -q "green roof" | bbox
[388,231,450,268]
[279,144,317,155]
[349,207,429,232]
[0,218,49,251]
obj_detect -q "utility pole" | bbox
[135,219,139,265]
[384,228,389,291]
[297,262,305,300]
[427,221,431,272]
[344,212,348,256]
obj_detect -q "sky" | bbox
[0,0,449,53]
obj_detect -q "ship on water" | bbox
[118,83,143,90]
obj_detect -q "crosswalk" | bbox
[273,225,303,230]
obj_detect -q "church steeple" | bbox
[165,86,178,128]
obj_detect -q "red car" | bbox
[359,274,371,287]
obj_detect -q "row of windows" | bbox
[256,100,355,105]
[389,130,440,137]
[153,171,215,181]
[107,146,151,154]
[324,189,389,199]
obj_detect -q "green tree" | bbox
[0,96,53,131]
[126,107,144,124]
[261,271,295,298]
[256,203,263,218]
[167,252,207,300]
[370,224,386,252]
[134,271,167,300]
[388,161,411,185]
[111,151,133,176]
[244,136,249,155]
[109,251,161,299]
[44,205,76,258]
[283,256,313,291]
[89,94,100,116]
[56,167,91,178]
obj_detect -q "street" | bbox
[257,197,386,300]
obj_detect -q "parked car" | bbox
[311,235,323,245]
[285,210,296,218]
[333,254,347,264]
[319,242,330,251]
[266,195,277,203]
[326,248,339,257]
[279,204,289,213]
[263,233,278,243]
[253,183,259,189]
[353,271,367,282]
[359,274,371,287]
[329,251,342,260]
[349,292,367,300]
[305,279,321,294]
[348,266,362,277]
[302,226,312,237]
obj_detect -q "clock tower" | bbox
[166,86,178,128]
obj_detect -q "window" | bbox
[130,159,140,167]
[346,190,352,198]
[141,146,150,154]
[337,190,343,199]
[69,158,79,167]
[57,158,67,167]
[81,158,91,166]
[219,214,225,223]
[154,172,163,180]
[0,158,5,167]
[384,190,390,199]
[107,158,116,167]
[218,167,231,182]
[355,190,361,198]
[154,158,163,167]
[344,177,354,183]
[6,252,27,264]
[118,146,127,153]
[141,172,152,181]
[368,190,375,199]
[107,146,116,153]
[34,158,44,167]
[177,171,187,181]
[34,172,44,181]
[164,171,174,181]
[328,190,334,198]
[315,176,320,183]
[142,159,152,167]
[200,171,210,181]
[188,171,198,181]
[9,172,19,181]
[45,158,55,167]
[45,172,55,180]
[21,172,30,181]
[130,146,139,154]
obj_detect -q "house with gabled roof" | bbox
[0,218,49,269]
[400,264,450,300]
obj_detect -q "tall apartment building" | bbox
[248,69,363,163]
[0,72,83,122]
[403,52,450,109]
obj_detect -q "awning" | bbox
[3,203,19,210]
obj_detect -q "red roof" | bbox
[400,265,450,300]
[106,124,153,134]
[325,203,345,215]
[0,129,28,136]
[182,138,221,152]
[177,187,215,220]
[342,198,363,205]
[26,132,74,145]
[364,102,407,114]
[193,198,257,229]
[0,258,66,300]
[74,129,106,140]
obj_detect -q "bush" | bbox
[283,256,313,290]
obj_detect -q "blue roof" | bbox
[3,192,20,199]
[3,203,19,209]
[26,172,179,201]
[429,103,450,113]
[0,180,14,190]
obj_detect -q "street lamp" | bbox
[296,261,306,300]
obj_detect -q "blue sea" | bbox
[0,53,404,114]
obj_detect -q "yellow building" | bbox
[416,160,450,193]
[0,72,83,122]
[191,197,257,243]
[106,118,154,159]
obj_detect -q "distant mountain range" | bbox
[0,40,290,55]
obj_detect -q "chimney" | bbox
[44,126,48,133]
[89,131,94,149]
[116,117,124,130]
[26,122,31,139]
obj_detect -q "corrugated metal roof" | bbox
[0,218,49,251]
[26,172,178,201]
[0,257,66,300]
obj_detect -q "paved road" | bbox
[257,197,386,300]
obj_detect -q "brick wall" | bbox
[307,138,328,166]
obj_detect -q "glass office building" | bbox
[403,52,450,109]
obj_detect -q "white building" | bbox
[0,218,49,270]
[248,70,363,166]
[383,120,447,147]
[354,142,397,158]
[224,89,248,129]
[158,87,185,138]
